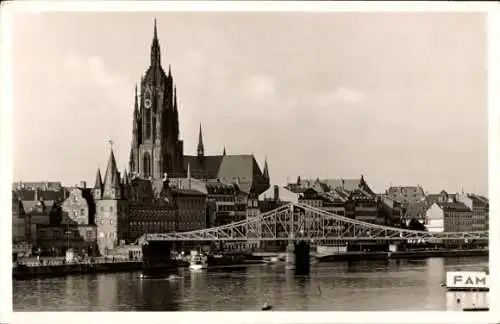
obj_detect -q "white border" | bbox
[1,1,499,324]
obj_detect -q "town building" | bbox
[424,191,473,233]
[456,193,489,232]
[386,185,426,206]
[61,185,96,225]
[286,175,400,227]
[12,191,26,244]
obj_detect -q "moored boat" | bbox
[189,251,207,270]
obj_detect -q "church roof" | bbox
[184,155,224,179]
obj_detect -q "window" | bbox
[80,209,84,216]
[109,206,113,212]
[100,206,104,212]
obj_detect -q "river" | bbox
[13,256,488,311]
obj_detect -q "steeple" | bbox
[150,18,161,67]
[102,145,121,199]
[94,168,103,190]
[197,123,204,157]
[223,145,226,156]
[122,168,129,185]
[93,168,103,200]
[263,155,269,180]
[173,86,177,111]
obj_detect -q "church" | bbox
[91,20,270,255]
[127,20,270,195]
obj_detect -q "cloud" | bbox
[315,87,365,106]
[243,74,276,100]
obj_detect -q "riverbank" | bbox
[13,249,488,280]
[316,248,488,262]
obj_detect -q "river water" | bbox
[13,256,488,311]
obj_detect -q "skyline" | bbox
[11,11,488,195]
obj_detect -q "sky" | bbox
[11,11,488,195]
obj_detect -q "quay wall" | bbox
[317,249,488,262]
[13,261,143,280]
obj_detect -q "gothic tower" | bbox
[95,148,129,255]
[129,19,185,179]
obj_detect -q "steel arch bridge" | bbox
[138,202,489,244]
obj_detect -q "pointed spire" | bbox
[103,145,121,199]
[173,86,177,111]
[93,168,103,190]
[223,145,226,156]
[123,168,129,185]
[153,18,158,40]
[150,18,161,66]
[263,155,269,179]
[197,123,204,157]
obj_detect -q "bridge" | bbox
[138,202,488,244]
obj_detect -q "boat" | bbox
[261,302,273,311]
[189,251,207,270]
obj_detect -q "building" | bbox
[259,185,299,204]
[456,193,489,232]
[128,20,184,179]
[61,185,96,225]
[36,224,98,256]
[22,198,61,244]
[12,191,26,243]
[386,186,426,206]
[424,191,472,233]
[127,20,270,198]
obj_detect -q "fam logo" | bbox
[446,271,488,288]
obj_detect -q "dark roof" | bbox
[15,189,66,202]
[13,181,63,191]
[323,179,362,192]
[437,201,471,212]
[21,200,54,214]
[184,155,223,179]
[184,154,268,195]
[405,201,428,219]
[468,194,489,207]
[387,186,425,195]
[171,188,207,196]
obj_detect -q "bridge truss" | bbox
[139,202,488,244]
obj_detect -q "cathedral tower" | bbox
[129,19,185,179]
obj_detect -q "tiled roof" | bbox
[468,194,489,207]
[184,155,223,179]
[171,188,207,196]
[21,200,54,214]
[437,201,471,212]
[169,177,208,194]
[13,181,63,191]
[323,179,362,192]
[404,201,428,219]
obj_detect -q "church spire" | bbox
[102,143,121,199]
[150,18,161,66]
[94,168,103,190]
[223,145,226,156]
[263,155,269,180]
[173,86,177,111]
[197,123,204,157]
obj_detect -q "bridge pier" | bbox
[286,241,310,275]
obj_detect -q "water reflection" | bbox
[13,256,488,312]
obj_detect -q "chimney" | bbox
[80,181,86,189]
[34,189,38,201]
[274,185,279,202]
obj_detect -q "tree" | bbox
[408,218,427,232]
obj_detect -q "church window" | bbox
[145,108,152,140]
[152,117,157,141]
[143,152,151,178]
